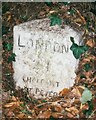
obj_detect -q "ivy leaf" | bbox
[8,53,16,63]
[20,103,25,108]
[70,36,74,43]
[84,63,92,72]
[3,42,13,51]
[68,8,75,15]
[49,14,62,26]
[80,74,86,79]
[20,15,28,22]
[80,88,92,104]
[21,109,32,115]
[6,43,13,51]
[44,0,53,6]
[83,101,93,116]
[70,37,89,59]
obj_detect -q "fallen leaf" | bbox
[38,110,51,118]
[4,101,23,108]
[71,87,81,98]
[7,111,14,117]
[68,107,79,114]
[39,11,45,16]
[73,99,81,104]
[75,9,86,24]
[74,18,83,24]
[7,14,11,22]
[4,102,16,108]
[80,104,89,110]
[59,88,70,96]
[16,113,26,118]
[65,107,71,112]
[61,103,68,108]
[52,104,63,112]
[86,40,95,47]
[67,112,74,118]
[11,96,18,101]
[51,112,63,118]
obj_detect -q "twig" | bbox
[35,99,66,108]
[73,7,86,25]
[88,109,96,119]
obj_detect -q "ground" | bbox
[2,2,96,119]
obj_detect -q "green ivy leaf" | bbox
[83,101,93,116]
[84,63,92,72]
[49,14,62,26]
[80,88,92,104]
[20,15,28,22]
[41,99,47,103]
[6,43,13,51]
[80,74,86,79]
[70,37,89,59]
[8,53,16,63]
[63,2,70,6]
[68,8,75,15]
[21,109,32,115]
[70,36,74,43]
[44,0,52,6]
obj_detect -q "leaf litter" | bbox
[2,2,96,119]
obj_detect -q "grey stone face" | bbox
[13,18,82,98]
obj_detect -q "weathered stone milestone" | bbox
[13,18,82,98]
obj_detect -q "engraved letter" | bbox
[45,41,51,51]
[35,40,44,51]
[61,44,69,53]
[18,35,25,47]
[56,82,59,87]
[54,42,60,52]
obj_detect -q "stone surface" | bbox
[13,18,82,98]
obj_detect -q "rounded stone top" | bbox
[14,18,83,39]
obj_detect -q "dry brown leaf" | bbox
[61,103,68,108]
[39,11,46,16]
[65,106,79,116]
[84,71,92,78]
[71,87,81,98]
[51,112,63,118]
[68,107,79,114]
[14,18,21,25]
[67,112,74,118]
[86,40,95,47]
[75,8,86,24]
[74,18,83,24]
[11,96,18,101]
[78,86,85,90]
[53,104,63,112]
[59,88,70,96]
[7,111,14,117]
[7,14,12,22]
[16,113,26,118]
[4,101,23,108]
[65,107,71,112]
[72,99,81,104]
[38,110,51,119]
[80,104,89,110]
[4,102,16,108]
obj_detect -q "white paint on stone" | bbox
[13,18,82,98]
